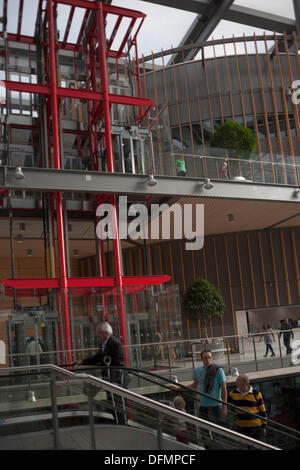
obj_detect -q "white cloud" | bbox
[112,0,296,60]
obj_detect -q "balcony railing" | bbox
[0,364,281,450]
[173,151,300,186]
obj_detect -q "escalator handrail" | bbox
[67,363,300,442]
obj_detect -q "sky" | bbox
[0,0,297,61]
[111,0,296,60]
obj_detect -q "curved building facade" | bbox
[133,34,300,339]
[143,34,300,166]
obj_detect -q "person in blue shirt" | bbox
[172,349,227,424]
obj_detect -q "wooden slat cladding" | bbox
[135,35,300,337]
[121,227,300,338]
[143,33,300,179]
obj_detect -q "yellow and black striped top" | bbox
[228,387,267,429]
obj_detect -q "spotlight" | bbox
[15,167,25,180]
[146,174,157,187]
[227,213,235,223]
[19,223,26,232]
[73,249,79,257]
[200,178,213,190]
[295,189,300,196]
[17,234,23,243]
[26,249,32,257]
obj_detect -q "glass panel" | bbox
[132,137,144,174]
[122,136,133,173]
[234,0,295,19]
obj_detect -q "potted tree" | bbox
[209,120,257,181]
[183,278,226,358]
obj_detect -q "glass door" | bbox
[121,134,134,173]
[7,310,58,367]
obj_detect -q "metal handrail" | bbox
[72,365,300,443]
[0,364,280,450]
[4,327,300,375]
[173,152,300,170]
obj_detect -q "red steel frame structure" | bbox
[1,0,170,365]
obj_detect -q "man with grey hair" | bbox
[75,321,128,424]
[228,374,267,441]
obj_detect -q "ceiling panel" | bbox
[0,197,299,256]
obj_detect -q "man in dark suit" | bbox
[75,322,128,424]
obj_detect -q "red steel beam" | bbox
[48,0,72,363]
[109,93,154,108]
[0,33,35,44]
[118,17,136,57]
[3,285,159,298]
[123,275,171,286]
[52,0,146,19]
[97,2,125,358]
[52,0,97,10]
[2,275,171,289]
[107,15,122,52]
[4,80,154,109]
[4,80,50,94]
[48,1,60,169]
[0,36,127,57]
[102,3,146,19]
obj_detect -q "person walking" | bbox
[171,349,227,425]
[259,324,275,357]
[175,155,187,176]
[221,160,229,179]
[26,336,43,365]
[74,321,128,425]
[280,317,294,355]
[228,374,267,442]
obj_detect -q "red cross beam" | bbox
[1,275,171,291]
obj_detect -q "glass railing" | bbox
[2,327,299,378]
[121,327,300,377]
[0,364,280,450]
[121,367,300,451]
[3,143,300,188]
[67,365,300,450]
[173,150,300,186]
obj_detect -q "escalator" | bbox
[0,364,299,450]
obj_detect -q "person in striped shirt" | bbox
[228,374,267,441]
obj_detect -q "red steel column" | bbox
[56,192,73,363]
[97,1,113,173]
[47,0,72,363]
[47,0,61,170]
[97,2,128,362]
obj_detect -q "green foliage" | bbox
[183,278,225,323]
[209,120,257,160]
